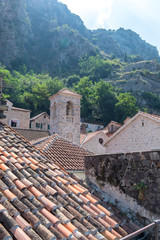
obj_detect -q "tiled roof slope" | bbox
[31,135,92,171]
[0,122,139,240]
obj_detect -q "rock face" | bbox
[0,0,31,67]
[0,0,97,73]
[90,28,160,61]
[85,152,160,218]
[105,60,160,107]
[0,0,159,73]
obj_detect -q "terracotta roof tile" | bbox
[31,135,92,171]
[0,122,140,239]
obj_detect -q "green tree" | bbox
[142,92,160,111]
[93,81,117,125]
[67,75,80,87]
[73,76,94,120]
[114,92,139,122]
[79,55,112,82]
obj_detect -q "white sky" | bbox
[58,0,160,54]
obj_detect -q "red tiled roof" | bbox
[0,122,140,239]
[31,135,92,171]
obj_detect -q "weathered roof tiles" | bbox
[0,122,138,239]
[31,134,92,171]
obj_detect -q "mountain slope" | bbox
[0,0,159,74]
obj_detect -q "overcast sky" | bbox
[58,0,160,54]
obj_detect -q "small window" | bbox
[111,124,114,131]
[44,115,46,119]
[36,122,40,128]
[142,120,144,126]
[41,123,43,129]
[11,120,17,128]
[29,122,31,128]
[48,125,50,130]
[99,138,103,144]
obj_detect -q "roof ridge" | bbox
[30,112,50,121]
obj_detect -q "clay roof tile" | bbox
[0,122,137,239]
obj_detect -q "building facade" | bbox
[104,112,160,154]
[30,112,50,131]
[2,100,30,129]
[81,130,108,154]
[49,89,81,145]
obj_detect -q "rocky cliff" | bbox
[0,0,31,67]
[0,0,159,74]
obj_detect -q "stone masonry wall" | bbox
[31,114,50,131]
[104,115,160,154]
[85,151,160,221]
[2,109,30,129]
[50,93,81,145]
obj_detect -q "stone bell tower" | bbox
[49,89,82,145]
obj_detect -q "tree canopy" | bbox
[0,61,140,125]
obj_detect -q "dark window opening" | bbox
[11,120,17,128]
[36,122,40,128]
[66,101,74,116]
[99,138,103,144]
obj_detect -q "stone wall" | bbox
[2,109,30,129]
[82,131,108,154]
[16,129,50,141]
[30,113,50,131]
[85,151,160,221]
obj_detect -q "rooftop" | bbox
[49,89,82,100]
[0,122,139,239]
[31,134,91,171]
[11,107,31,112]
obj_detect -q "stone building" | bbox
[49,89,81,145]
[2,100,30,129]
[80,121,122,154]
[81,130,108,154]
[30,112,50,131]
[104,111,160,154]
